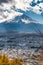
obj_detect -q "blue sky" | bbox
[0,0,43,24]
[26,10,43,24]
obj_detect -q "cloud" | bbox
[0,0,43,23]
[39,3,43,8]
[22,19,30,24]
[31,5,41,14]
[0,2,23,23]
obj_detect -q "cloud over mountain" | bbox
[0,0,43,23]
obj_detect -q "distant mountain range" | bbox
[0,14,43,33]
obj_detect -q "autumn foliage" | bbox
[40,51,43,59]
[0,54,25,65]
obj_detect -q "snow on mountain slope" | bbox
[0,0,43,23]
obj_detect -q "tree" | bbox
[0,54,9,65]
[10,58,23,65]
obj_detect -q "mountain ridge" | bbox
[0,21,43,33]
[0,14,43,32]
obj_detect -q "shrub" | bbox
[0,54,9,65]
[0,54,25,65]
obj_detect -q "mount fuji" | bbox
[0,14,43,33]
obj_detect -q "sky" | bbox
[0,0,43,24]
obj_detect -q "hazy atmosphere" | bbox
[0,0,43,65]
